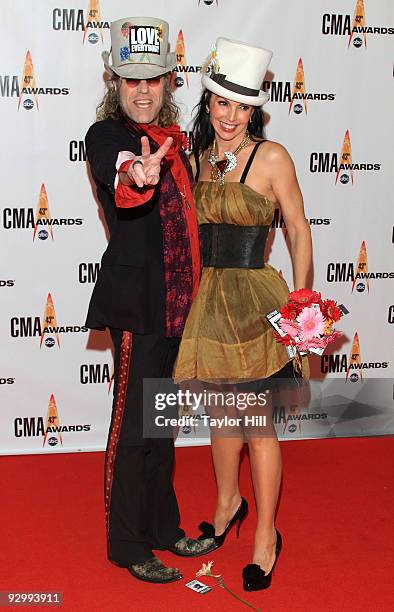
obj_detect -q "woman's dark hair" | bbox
[192,89,266,165]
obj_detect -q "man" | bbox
[85,17,215,584]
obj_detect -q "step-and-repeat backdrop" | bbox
[1,1,393,454]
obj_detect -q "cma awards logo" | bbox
[273,404,328,435]
[33,184,53,241]
[321,332,389,383]
[271,208,331,240]
[0,51,70,110]
[52,0,109,44]
[309,130,381,184]
[326,241,394,293]
[14,394,91,447]
[322,0,393,49]
[44,394,63,447]
[10,293,88,347]
[262,58,335,115]
[1,183,83,238]
[40,293,61,348]
[80,363,114,393]
[172,30,202,88]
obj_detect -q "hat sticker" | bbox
[206,45,220,74]
[119,22,132,61]
[130,25,161,55]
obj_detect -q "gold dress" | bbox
[173,180,294,384]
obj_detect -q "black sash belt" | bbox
[200,223,268,269]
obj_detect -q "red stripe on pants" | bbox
[105,331,133,540]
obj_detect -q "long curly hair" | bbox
[96,74,180,127]
[192,90,266,163]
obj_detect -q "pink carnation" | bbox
[325,330,342,345]
[279,318,301,338]
[298,336,327,352]
[297,307,326,340]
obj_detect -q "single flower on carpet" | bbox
[196,561,221,578]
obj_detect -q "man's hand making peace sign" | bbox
[124,136,173,188]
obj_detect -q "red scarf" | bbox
[140,122,201,300]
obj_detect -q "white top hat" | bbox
[102,16,176,79]
[202,37,273,106]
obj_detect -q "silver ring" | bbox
[132,159,144,169]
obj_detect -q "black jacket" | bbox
[85,118,166,334]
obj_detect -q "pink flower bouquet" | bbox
[267,289,344,357]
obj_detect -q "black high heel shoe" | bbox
[197,497,248,549]
[242,529,282,591]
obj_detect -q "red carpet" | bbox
[1,438,393,611]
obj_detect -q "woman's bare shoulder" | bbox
[252,141,296,178]
[255,139,292,162]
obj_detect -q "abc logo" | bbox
[349,372,359,383]
[340,174,349,184]
[23,99,34,110]
[174,76,184,88]
[88,33,99,44]
[288,423,297,433]
[356,282,365,293]
[38,230,48,241]
[203,0,214,5]
[182,425,192,435]
[353,37,363,48]
[48,437,58,446]
[45,337,56,348]
[293,104,303,115]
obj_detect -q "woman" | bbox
[173,38,312,590]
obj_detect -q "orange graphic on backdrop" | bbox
[349,0,367,48]
[346,332,363,382]
[18,50,38,110]
[33,184,53,241]
[352,240,369,293]
[335,130,353,184]
[83,0,103,44]
[176,30,189,87]
[108,363,115,395]
[43,394,63,447]
[40,293,60,348]
[289,58,307,115]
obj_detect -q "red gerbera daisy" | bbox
[280,303,299,320]
[321,299,342,322]
[289,288,321,307]
[274,332,295,347]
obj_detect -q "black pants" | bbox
[105,329,184,565]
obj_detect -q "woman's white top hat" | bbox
[202,37,273,106]
[102,16,176,79]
